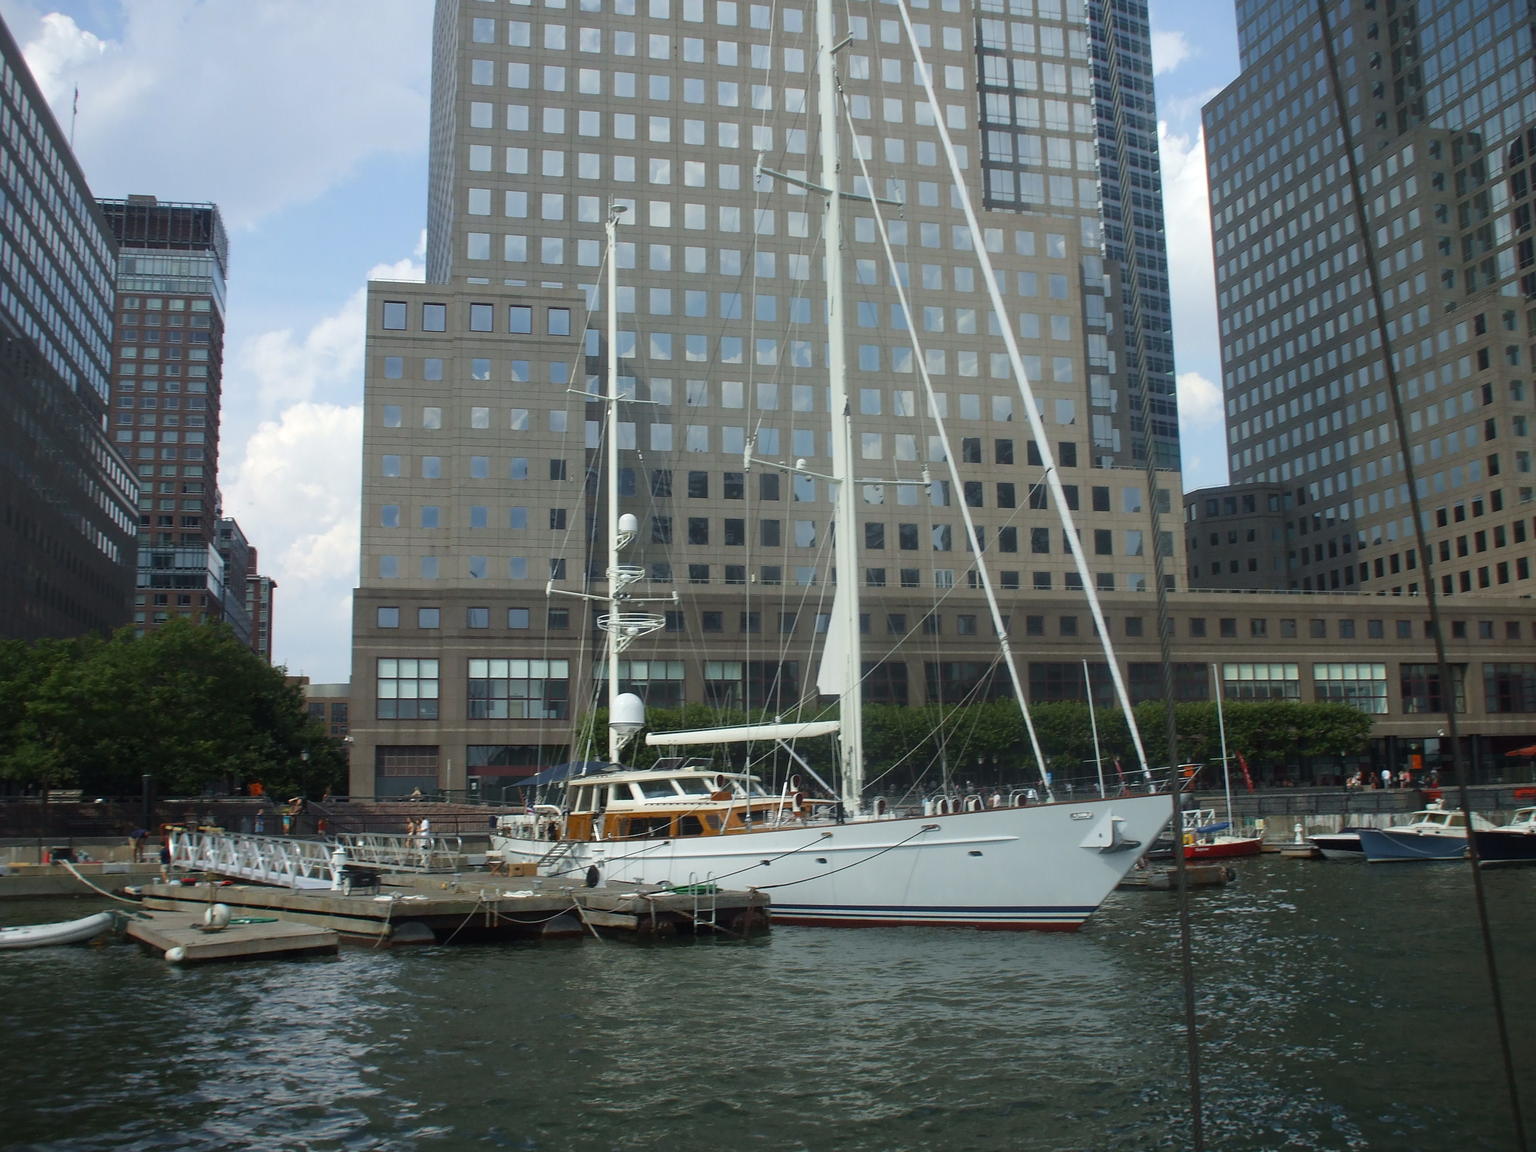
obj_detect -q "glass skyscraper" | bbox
[0,18,137,640]
[349,0,1183,797]
[1202,0,1536,596]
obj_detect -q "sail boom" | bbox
[645,721,841,746]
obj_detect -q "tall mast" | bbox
[605,205,624,763]
[1211,664,1235,819]
[814,0,862,806]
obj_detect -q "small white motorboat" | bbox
[0,911,115,950]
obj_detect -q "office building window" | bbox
[1313,663,1388,714]
[377,658,439,719]
[467,658,570,719]
[1220,663,1300,701]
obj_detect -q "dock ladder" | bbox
[537,839,579,872]
[678,873,719,931]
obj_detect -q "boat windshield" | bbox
[675,778,715,796]
[638,779,681,799]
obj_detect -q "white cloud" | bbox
[1159,120,1229,490]
[223,401,363,678]
[1177,370,1222,424]
[14,2,431,229]
[1151,30,1192,76]
[216,242,424,678]
[232,248,424,415]
[1176,369,1228,492]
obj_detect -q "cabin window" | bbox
[639,780,679,799]
[620,817,672,838]
[678,815,705,836]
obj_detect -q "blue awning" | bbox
[509,761,622,788]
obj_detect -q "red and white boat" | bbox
[1173,669,1262,860]
[1177,808,1263,860]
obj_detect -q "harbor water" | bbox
[2,856,1532,1151]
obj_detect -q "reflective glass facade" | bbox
[0,20,137,639]
[1205,0,1536,595]
[351,0,1184,796]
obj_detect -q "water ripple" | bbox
[4,861,1533,1151]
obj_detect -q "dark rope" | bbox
[748,823,938,889]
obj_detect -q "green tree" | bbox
[0,636,94,792]
[0,622,342,799]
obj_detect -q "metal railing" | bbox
[170,828,336,890]
[335,831,464,872]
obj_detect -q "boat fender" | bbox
[585,865,601,888]
[165,946,187,963]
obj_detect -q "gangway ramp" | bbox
[169,829,469,889]
[171,828,336,890]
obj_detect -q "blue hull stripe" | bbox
[772,904,1093,921]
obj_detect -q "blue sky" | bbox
[0,0,1241,683]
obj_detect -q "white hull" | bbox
[0,911,114,950]
[493,793,1172,930]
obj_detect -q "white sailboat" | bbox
[490,0,1174,930]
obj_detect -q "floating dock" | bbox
[1278,842,1321,859]
[126,908,338,964]
[136,872,769,943]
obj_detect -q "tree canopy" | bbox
[579,695,1374,798]
[0,621,343,799]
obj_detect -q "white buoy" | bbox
[202,903,231,930]
[165,946,187,963]
[330,844,348,892]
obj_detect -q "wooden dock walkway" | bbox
[136,872,769,943]
[126,908,338,964]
